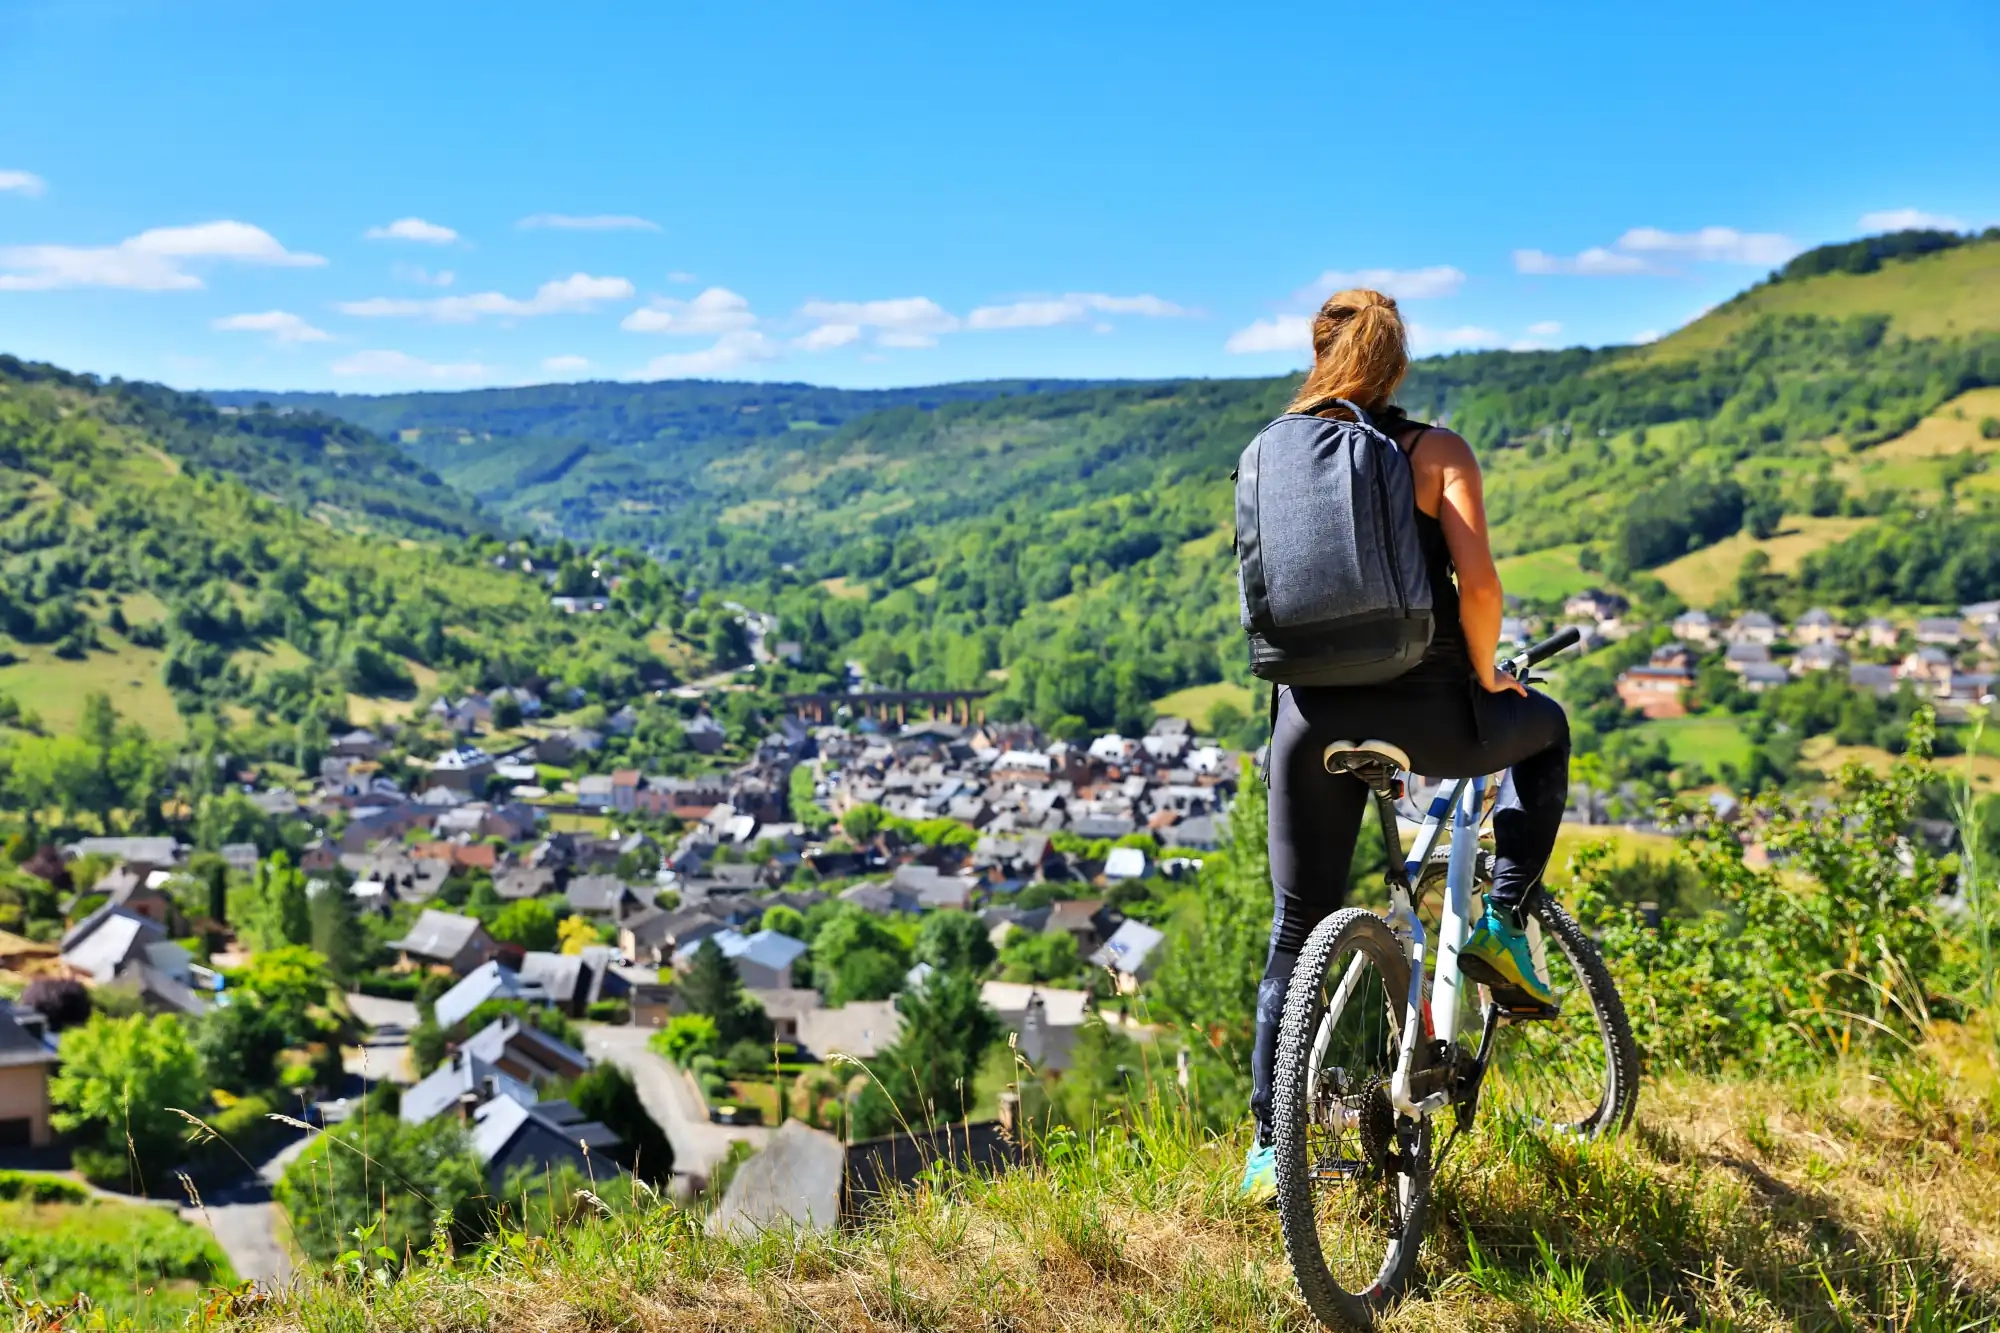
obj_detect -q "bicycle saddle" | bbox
[1322,739,1411,793]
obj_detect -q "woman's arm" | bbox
[1423,430,1522,695]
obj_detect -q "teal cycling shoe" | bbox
[1238,1143,1276,1203]
[1459,906,1558,1011]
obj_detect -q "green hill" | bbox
[0,361,697,752]
[205,378,1099,541]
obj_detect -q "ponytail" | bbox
[1285,288,1410,418]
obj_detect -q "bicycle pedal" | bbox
[1494,998,1561,1022]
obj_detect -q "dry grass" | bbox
[205,1059,2000,1333]
[1652,515,1874,605]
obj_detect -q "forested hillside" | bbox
[205,377,1096,541]
[0,363,691,775]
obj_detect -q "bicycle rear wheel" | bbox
[1477,895,1639,1136]
[1272,908,1431,1330]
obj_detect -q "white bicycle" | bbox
[1272,626,1639,1328]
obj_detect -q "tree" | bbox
[841,803,886,843]
[648,1013,719,1066]
[568,1061,673,1183]
[809,904,909,1003]
[760,904,806,939]
[490,898,559,952]
[557,914,599,955]
[914,909,995,973]
[20,977,91,1031]
[50,1012,206,1188]
[226,945,338,1046]
[233,851,311,952]
[276,1106,485,1263]
[851,971,1001,1138]
[308,881,365,977]
[998,929,1081,984]
[196,1000,286,1095]
[679,938,774,1047]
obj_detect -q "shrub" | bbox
[0,1170,88,1203]
[1981,415,2000,440]
[586,999,630,1024]
[354,971,422,1000]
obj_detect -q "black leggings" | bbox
[1249,678,1571,1136]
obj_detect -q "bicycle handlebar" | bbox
[1502,625,1581,675]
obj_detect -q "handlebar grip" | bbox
[1508,626,1582,673]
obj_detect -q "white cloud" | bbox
[337,272,633,323]
[796,323,862,351]
[666,270,698,283]
[1224,314,1313,355]
[518,213,660,232]
[798,296,957,349]
[392,263,456,287]
[1858,207,1964,232]
[1616,226,1799,266]
[1298,265,1465,302]
[364,216,459,244]
[965,291,1187,330]
[330,349,492,380]
[637,330,778,378]
[0,170,46,197]
[1410,323,1500,353]
[1514,246,1655,276]
[1525,320,1563,337]
[1631,329,1662,344]
[0,220,325,291]
[621,286,756,334]
[541,354,591,374]
[212,310,331,345]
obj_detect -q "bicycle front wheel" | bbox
[1478,894,1640,1136]
[1272,907,1430,1330]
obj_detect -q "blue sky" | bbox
[1,0,1995,392]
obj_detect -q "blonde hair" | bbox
[1285,288,1409,418]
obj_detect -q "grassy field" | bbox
[0,1190,236,1328]
[1653,514,1874,605]
[1151,680,1254,727]
[1547,823,1676,885]
[1872,386,2000,459]
[818,576,870,601]
[0,639,182,738]
[1803,735,2000,789]
[1654,236,2000,356]
[223,1064,2000,1333]
[1495,543,1596,603]
[1630,712,1755,771]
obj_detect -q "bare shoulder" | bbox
[1410,426,1480,476]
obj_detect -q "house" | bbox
[1616,644,1697,718]
[1793,608,1841,646]
[1863,617,1900,649]
[520,947,626,1016]
[0,1006,58,1147]
[566,875,645,920]
[890,864,975,911]
[1563,589,1628,622]
[609,770,643,814]
[535,728,604,767]
[1670,609,1716,645]
[1726,611,1781,646]
[620,907,725,967]
[402,1015,595,1127]
[980,981,1093,1071]
[1740,663,1792,692]
[796,1000,902,1059]
[434,960,555,1030]
[576,775,616,809]
[493,866,559,901]
[711,1118,1018,1236]
[390,910,502,975]
[65,836,184,866]
[1161,814,1222,851]
[1045,899,1116,954]
[83,864,186,935]
[1089,919,1166,993]
[1792,641,1849,675]
[1915,617,1964,647]
[1849,663,1899,697]
[330,729,382,759]
[427,747,495,794]
[744,987,824,1043]
[683,715,728,755]
[60,906,167,984]
[1102,846,1149,881]
[673,929,809,990]
[1724,640,1773,673]
[470,1094,622,1189]
[1898,647,1955,688]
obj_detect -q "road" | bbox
[345,992,419,1085]
[584,1025,771,1180]
[182,1132,310,1292]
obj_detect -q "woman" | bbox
[1241,288,1570,1193]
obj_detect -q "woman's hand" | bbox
[1477,668,1527,698]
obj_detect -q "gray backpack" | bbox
[1234,399,1434,686]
